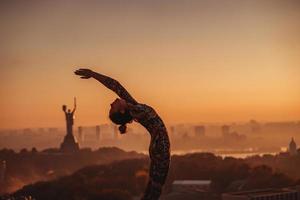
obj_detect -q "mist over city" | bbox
[1,121,299,155]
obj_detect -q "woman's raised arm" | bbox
[74,68,138,105]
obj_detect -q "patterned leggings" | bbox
[141,133,170,200]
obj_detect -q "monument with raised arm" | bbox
[60,97,80,153]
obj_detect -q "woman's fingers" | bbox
[74,70,82,75]
[74,68,93,80]
[75,70,86,76]
[75,69,92,75]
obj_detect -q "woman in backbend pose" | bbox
[74,68,170,200]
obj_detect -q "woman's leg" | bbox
[141,133,170,200]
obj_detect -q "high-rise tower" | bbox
[289,137,297,156]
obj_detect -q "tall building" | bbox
[48,127,58,133]
[195,126,206,137]
[23,128,32,135]
[96,125,100,141]
[38,128,45,133]
[78,126,83,142]
[222,125,230,137]
[289,138,297,156]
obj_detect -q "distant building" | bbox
[169,126,175,137]
[172,180,211,193]
[38,128,45,133]
[78,126,83,142]
[289,138,297,156]
[249,120,261,133]
[222,125,230,137]
[195,126,205,137]
[23,128,32,135]
[222,188,300,200]
[96,125,100,140]
[48,127,58,133]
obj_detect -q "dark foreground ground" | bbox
[1,150,300,200]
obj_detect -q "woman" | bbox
[74,68,170,200]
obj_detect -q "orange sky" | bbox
[0,0,299,129]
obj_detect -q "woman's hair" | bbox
[109,110,133,134]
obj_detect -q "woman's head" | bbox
[109,98,133,134]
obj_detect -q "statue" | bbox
[60,97,79,153]
[62,97,76,136]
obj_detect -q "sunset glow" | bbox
[1,0,299,129]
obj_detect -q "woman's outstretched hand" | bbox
[74,68,94,79]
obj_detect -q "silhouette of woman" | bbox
[75,68,170,200]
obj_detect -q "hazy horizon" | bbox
[1,0,300,129]
[0,120,299,131]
